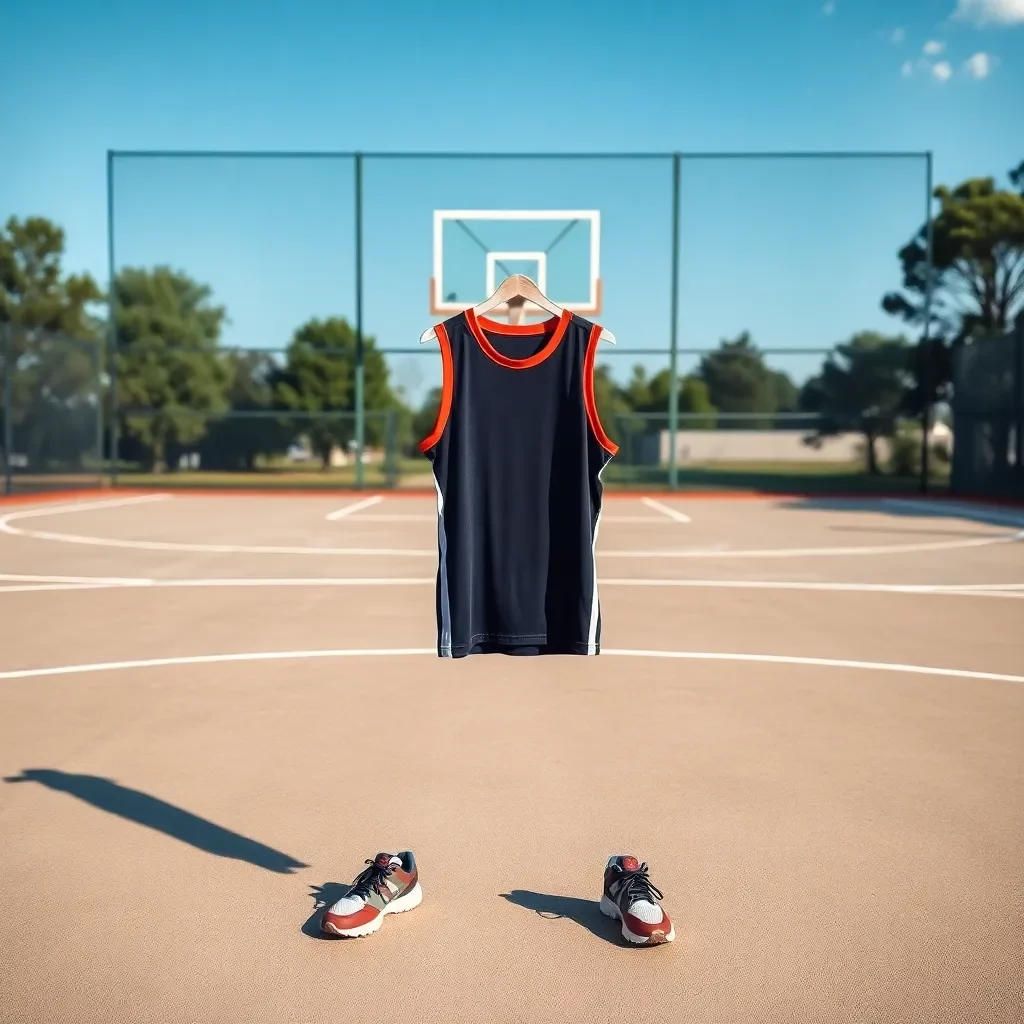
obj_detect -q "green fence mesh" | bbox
[3,150,941,495]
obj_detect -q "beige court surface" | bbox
[1,491,1022,1024]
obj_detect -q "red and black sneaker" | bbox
[321,851,422,938]
[600,855,675,945]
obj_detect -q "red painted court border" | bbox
[0,489,121,506]
[3,486,1023,509]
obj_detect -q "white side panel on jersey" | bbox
[586,459,611,654]
[432,472,453,658]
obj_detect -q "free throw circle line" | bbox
[1,577,1023,599]
[0,647,1021,685]
[2,495,1021,559]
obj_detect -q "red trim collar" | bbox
[465,308,571,369]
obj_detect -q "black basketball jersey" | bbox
[418,308,618,658]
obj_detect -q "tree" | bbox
[0,217,104,471]
[115,267,229,471]
[596,366,717,463]
[697,332,792,426]
[0,217,102,337]
[274,317,401,468]
[620,366,715,425]
[883,166,1024,409]
[411,386,443,455]
[621,364,661,414]
[196,352,292,470]
[584,363,633,450]
[1011,161,1024,196]
[769,370,799,413]
[801,333,911,475]
[591,363,631,422]
[678,375,717,428]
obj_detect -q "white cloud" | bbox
[891,27,907,43]
[953,0,1024,25]
[901,60,915,76]
[923,40,946,55]
[822,1,836,14]
[932,60,954,81]
[963,51,1000,76]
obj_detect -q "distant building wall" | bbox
[640,430,879,465]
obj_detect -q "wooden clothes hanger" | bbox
[419,274,616,345]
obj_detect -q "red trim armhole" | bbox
[418,323,454,453]
[583,325,619,456]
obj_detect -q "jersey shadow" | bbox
[3,768,307,875]
[500,889,623,946]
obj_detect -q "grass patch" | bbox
[100,458,949,495]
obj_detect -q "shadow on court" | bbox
[825,524,1005,538]
[3,768,308,874]
[303,882,353,938]
[780,496,1024,530]
[501,890,623,945]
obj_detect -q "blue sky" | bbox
[2,0,1022,403]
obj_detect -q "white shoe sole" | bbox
[600,894,675,945]
[322,882,423,938]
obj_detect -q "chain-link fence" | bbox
[951,321,1024,499]
[112,408,402,488]
[1,325,105,494]
[92,149,936,492]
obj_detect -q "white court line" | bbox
[948,581,1024,591]
[0,537,430,556]
[602,516,682,523]
[3,527,1017,558]
[602,650,1024,685]
[0,493,170,522]
[342,514,672,523]
[598,578,1024,597]
[1,647,1021,685]
[641,497,691,523]
[0,572,147,584]
[1,577,1022,599]
[0,584,149,594]
[0,649,433,681]
[325,495,384,521]
[331,513,433,522]
[602,533,1024,558]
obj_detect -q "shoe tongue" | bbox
[374,852,401,869]
[620,856,640,872]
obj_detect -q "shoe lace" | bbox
[349,859,394,901]
[617,862,664,905]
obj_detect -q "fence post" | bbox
[667,153,681,491]
[918,151,935,494]
[353,152,365,490]
[386,408,397,488]
[94,342,104,486]
[106,150,119,488]
[2,325,12,495]
[1015,321,1024,492]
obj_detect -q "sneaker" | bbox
[321,851,422,938]
[600,855,675,945]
